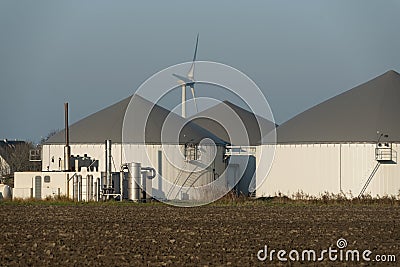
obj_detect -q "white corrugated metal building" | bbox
[257,70,400,198]
[14,95,228,202]
[191,101,276,195]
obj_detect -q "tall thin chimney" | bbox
[105,140,112,189]
[64,103,71,171]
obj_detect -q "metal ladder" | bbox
[166,161,188,199]
[358,162,381,197]
[174,167,207,200]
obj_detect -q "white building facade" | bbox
[14,95,228,202]
[257,70,400,198]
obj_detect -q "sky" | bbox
[1,0,400,143]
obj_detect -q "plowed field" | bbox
[1,204,399,266]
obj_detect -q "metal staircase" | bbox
[358,142,397,197]
[358,162,381,198]
[166,161,188,199]
[166,162,208,200]
[174,167,207,200]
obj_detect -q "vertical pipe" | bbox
[94,180,98,201]
[128,163,134,201]
[134,163,141,202]
[64,103,71,171]
[66,173,70,199]
[77,175,82,201]
[96,177,101,201]
[73,175,78,201]
[86,175,90,201]
[88,174,93,201]
[120,170,123,201]
[105,140,112,189]
[141,171,147,202]
[90,175,93,201]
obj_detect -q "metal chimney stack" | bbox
[64,103,71,171]
[105,140,112,189]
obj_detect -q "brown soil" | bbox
[0,204,399,266]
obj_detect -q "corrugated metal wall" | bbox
[257,144,400,198]
[42,143,226,200]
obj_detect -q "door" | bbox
[34,176,42,199]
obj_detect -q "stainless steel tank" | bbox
[128,162,141,201]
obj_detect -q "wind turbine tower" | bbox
[173,34,199,118]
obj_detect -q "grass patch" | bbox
[2,191,399,207]
[1,195,166,207]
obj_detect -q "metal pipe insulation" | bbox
[140,167,156,179]
[140,167,156,202]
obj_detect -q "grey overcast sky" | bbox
[1,0,400,143]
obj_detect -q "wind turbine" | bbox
[173,34,199,118]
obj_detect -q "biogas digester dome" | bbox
[257,70,400,198]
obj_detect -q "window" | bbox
[184,143,200,161]
[44,176,51,183]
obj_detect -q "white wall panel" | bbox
[257,143,400,198]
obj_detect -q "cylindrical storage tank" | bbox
[64,146,71,171]
[0,184,12,200]
[128,162,141,201]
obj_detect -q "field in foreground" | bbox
[0,203,399,266]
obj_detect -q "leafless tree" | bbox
[40,129,59,144]
[0,142,41,187]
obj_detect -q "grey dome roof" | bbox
[276,70,400,143]
[190,101,276,145]
[46,95,226,145]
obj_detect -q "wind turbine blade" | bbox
[192,33,199,62]
[187,33,199,80]
[173,73,192,84]
[190,85,198,113]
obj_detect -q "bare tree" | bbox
[40,129,59,145]
[0,129,59,187]
[0,155,10,176]
[0,142,41,187]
